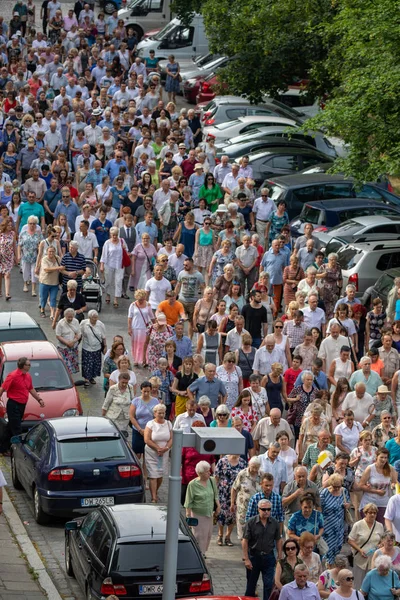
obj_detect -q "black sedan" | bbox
[11,417,145,524]
[242,146,334,187]
[65,504,213,599]
[216,137,321,161]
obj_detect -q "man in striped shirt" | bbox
[245,473,284,534]
[60,240,86,292]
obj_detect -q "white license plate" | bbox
[139,585,177,595]
[81,497,114,507]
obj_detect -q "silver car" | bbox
[319,215,400,250]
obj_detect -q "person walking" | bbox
[144,404,173,503]
[280,564,320,600]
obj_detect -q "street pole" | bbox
[162,428,183,600]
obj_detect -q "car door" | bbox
[17,425,43,493]
[72,511,100,591]
[288,185,320,218]
[84,513,113,596]
[22,425,50,497]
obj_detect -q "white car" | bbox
[203,115,298,143]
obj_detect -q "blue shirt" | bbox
[361,568,400,600]
[240,428,254,462]
[53,201,79,234]
[261,248,286,285]
[188,376,227,409]
[386,438,400,466]
[86,168,108,187]
[91,218,112,246]
[106,159,128,182]
[334,296,361,311]
[17,201,45,230]
[246,490,283,523]
[135,221,158,245]
[169,334,192,359]
[288,509,324,537]
[294,370,328,390]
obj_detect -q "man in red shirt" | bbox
[0,357,44,445]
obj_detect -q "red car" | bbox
[183,76,206,104]
[0,341,82,429]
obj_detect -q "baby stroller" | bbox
[82,259,103,313]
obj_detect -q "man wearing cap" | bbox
[173,143,187,166]
[18,138,38,182]
[189,164,205,205]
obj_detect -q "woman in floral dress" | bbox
[18,217,43,296]
[208,240,235,286]
[0,217,16,299]
[143,314,174,372]
[215,454,247,546]
[231,457,263,539]
[318,252,343,319]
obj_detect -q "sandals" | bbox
[5,296,11,301]
[225,537,233,547]
[40,310,46,318]
[113,301,119,308]
[217,535,223,546]
[89,378,96,385]
[84,380,91,387]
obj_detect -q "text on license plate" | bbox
[81,497,114,507]
[139,585,177,595]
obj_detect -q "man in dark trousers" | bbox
[242,498,282,600]
[241,289,269,349]
[119,213,136,299]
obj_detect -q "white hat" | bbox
[216,204,228,213]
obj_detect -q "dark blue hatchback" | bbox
[11,417,145,524]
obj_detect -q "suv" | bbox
[318,215,400,249]
[337,239,400,296]
[200,96,306,126]
[290,201,400,238]
[361,268,400,310]
[263,174,400,219]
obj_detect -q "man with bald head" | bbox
[252,408,293,453]
[318,321,350,372]
[349,355,383,395]
[282,466,320,523]
[86,160,108,187]
[342,381,374,426]
[302,430,335,470]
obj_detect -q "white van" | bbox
[117,0,172,39]
[136,16,209,60]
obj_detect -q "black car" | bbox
[245,147,334,187]
[65,504,213,599]
[361,268,400,310]
[0,311,46,342]
[215,137,326,161]
[262,173,400,219]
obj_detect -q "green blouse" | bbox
[184,476,218,517]
[198,184,223,212]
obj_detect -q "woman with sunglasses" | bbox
[327,568,362,600]
[193,215,214,283]
[348,501,384,589]
[198,172,223,213]
[216,352,243,412]
[210,404,232,428]
[273,540,304,594]
[271,318,291,369]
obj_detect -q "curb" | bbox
[2,488,63,600]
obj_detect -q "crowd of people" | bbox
[1,2,400,599]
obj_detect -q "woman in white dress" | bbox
[328,345,354,390]
[271,318,291,370]
[144,404,173,503]
[127,289,154,367]
[100,226,128,308]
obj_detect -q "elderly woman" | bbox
[127,289,154,367]
[298,404,329,461]
[359,447,397,524]
[213,263,235,302]
[288,492,324,543]
[80,310,106,387]
[208,239,235,286]
[53,279,87,328]
[350,430,377,519]
[38,245,62,320]
[210,404,232,428]
[102,373,134,434]
[298,531,322,583]
[216,352,243,411]
[129,381,159,467]
[144,403,173,503]
[372,531,400,574]
[184,461,220,557]
[197,395,213,426]
[109,355,137,393]
[372,410,396,448]
[370,385,395,430]
[156,253,177,286]
[317,555,349,599]
[55,307,81,374]
[0,217,16,301]
[143,313,174,372]
[18,215,43,296]
[334,409,363,453]
[193,287,218,334]
[283,254,305,309]
[288,370,318,440]
[181,421,215,503]
[297,266,319,303]
[230,457,263,539]
[361,555,400,600]
[320,473,351,565]
[348,502,384,589]
[131,233,157,290]
[318,252,343,319]
[215,454,247,546]
[100,227,128,308]
[102,341,126,394]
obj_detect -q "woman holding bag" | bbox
[348,502,384,590]
[100,227,129,308]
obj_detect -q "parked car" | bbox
[275,88,320,118]
[361,268,400,310]
[181,56,229,94]
[0,341,82,429]
[65,504,212,598]
[200,96,306,126]
[11,417,145,523]
[240,146,333,187]
[337,239,400,295]
[158,53,218,81]
[290,201,400,238]
[0,311,46,343]
[215,127,337,159]
[203,115,298,142]
[262,174,400,219]
[196,73,227,104]
[316,215,400,249]
[215,137,334,164]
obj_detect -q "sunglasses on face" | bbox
[286,546,296,550]
[259,507,271,512]
[217,413,228,417]
[275,325,283,329]
[345,577,354,582]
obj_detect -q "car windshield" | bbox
[326,220,365,237]
[299,204,321,225]
[153,21,177,40]
[375,273,396,294]
[325,238,347,255]
[58,437,126,463]
[214,119,241,131]
[0,328,46,342]
[2,359,71,390]
[337,246,365,270]
[112,541,199,572]
[267,184,285,201]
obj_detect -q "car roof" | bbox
[227,137,313,149]
[247,147,329,161]
[0,311,41,329]
[334,215,400,226]
[107,504,189,542]
[47,416,119,440]
[236,116,296,125]
[302,199,400,211]
[267,173,354,186]
[338,239,400,251]
[1,340,59,360]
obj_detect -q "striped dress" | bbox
[320,487,350,564]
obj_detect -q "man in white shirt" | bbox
[384,494,400,543]
[252,408,293,453]
[133,136,155,165]
[258,442,288,494]
[153,179,171,212]
[253,335,286,376]
[144,266,172,310]
[341,382,374,426]
[73,221,99,260]
[225,316,249,352]
[173,398,206,432]
[168,244,186,276]
[221,163,240,196]
[44,122,63,160]
[252,188,276,247]
[75,205,95,233]
[129,57,147,78]
[302,293,326,336]
[318,322,349,372]
[84,118,102,148]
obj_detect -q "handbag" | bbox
[88,324,106,353]
[314,511,329,556]
[350,520,376,568]
[268,585,280,600]
[121,239,131,268]
[342,489,354,526]
[142,243,155,274]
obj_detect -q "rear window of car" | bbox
[375,273,396,294]
[58,437,127,463]
[299,204,321,225]
[337,246,365,270]
[326,220,364,237]
[112,541,200,572]
[215,119,240,130]
[0,328,46,342]
[267,184,285,201]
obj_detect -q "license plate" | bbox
[139,585,177,595]
[81,497,114,507]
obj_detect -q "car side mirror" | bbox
[65,521,79,531]
[186,517,198,527]
[10,435,23,444]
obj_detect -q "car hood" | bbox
[0,389,81,421]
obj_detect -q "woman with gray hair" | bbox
[55,307,81,374]
[317,555,349,599]
[18,215,43,296]
[143,403,173,503]
[80,309,106,386]
[184,460,220,556]
[317,251,343,319]
[231,456,263,539]
[102,372,134,435]
[100,227,128,308]
[361,554,400,599]
[297,266,319,303]
[288,370,318,440]
[198,395,213,426]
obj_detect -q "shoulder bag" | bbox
[141,243,155,274]
[314,510,329,555]
[121,239,131,268]
[88,324,106,353]
[336,316,358,365]
[342,488,354,526]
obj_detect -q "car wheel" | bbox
[103,1,116,14]
[11,454,23,490]
[65,535,74,577]
[33,487,49,525]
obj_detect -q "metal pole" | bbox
[162,428,183,600]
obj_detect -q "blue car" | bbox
[11,417,145,524]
